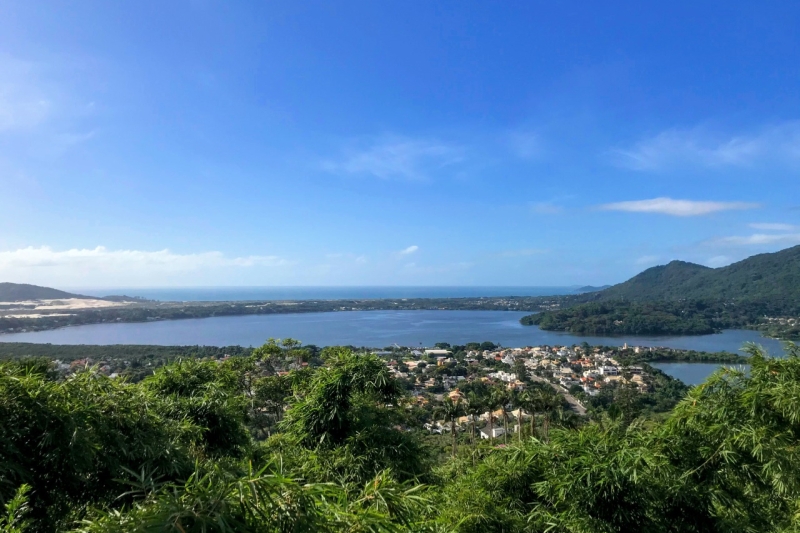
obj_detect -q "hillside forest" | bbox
[1,340,799,532]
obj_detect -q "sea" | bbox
[67,286,579,301]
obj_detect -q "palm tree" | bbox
[436,396,465,457]
[465,392,484,446]
[501,391,513,445]
[517,390,539,439]
[539,390,562,441]
[485,389,503,441]
[509,389,525,443]
[490,387,512,444]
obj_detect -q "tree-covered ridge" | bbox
[1,341,799,532]
[522,245,800,337]
[523,299,800,339]
[589,244,800,303]
[522,300,722,335]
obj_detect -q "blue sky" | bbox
[1,1,800,287]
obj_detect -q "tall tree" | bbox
[436,397,465,457]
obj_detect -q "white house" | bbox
[480,427,506,439]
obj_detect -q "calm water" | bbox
[67,286,578,302]
[651,362,751,386]
[0,310,786,355]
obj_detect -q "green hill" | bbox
[589,245,800,303]
[523,245,800,337]
[0,282,90,302]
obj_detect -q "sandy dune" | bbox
[0,298,132,311]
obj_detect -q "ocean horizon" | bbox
[66,286,579,302]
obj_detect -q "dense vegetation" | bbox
[1,340,799,532]
[0,343,253,363]
[523,298,800,339]
[522,301,721,335]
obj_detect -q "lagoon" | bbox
[1,310,787,385]
[651,362,751,386]
[0,310,785,355]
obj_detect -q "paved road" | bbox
[530,374,587,416]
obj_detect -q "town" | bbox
[21,338,743,443]
[378,342,663,438]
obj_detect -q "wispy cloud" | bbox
[710,233,800,246]
[706,255,732,267]
[635,255,660,266]
[325,252,368,264]
[397,245,419,256]
[0,55,52,133]
[612,122,800,171]
[499,248,548,258]
[531,202,563,215]
[749,222,798,231]
[508,131,542,159]
[598,197,759,217]
[0,246,288,270]
[323,136,464,181]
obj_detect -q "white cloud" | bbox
[598,197,759,217]
[0,246,289,285]
[711,233,800,246]
[398,245,419,255]
[323,136,464,181]
[612,122,800,171]
[749,222,798,231]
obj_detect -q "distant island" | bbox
[522,245,800,339]
[574,285,611,293]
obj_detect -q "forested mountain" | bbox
[0,283,89,302]
[589,245,800,302]
[523,246,800,337]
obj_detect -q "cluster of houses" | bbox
[392,343,658,438]
[51,358,125,378]
[513,345,651,396]
[385,343,653,399]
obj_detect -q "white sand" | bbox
[0,298,132,310]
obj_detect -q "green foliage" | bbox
[4,341,800,533]
[74,463,435,533]
[278,350,429,485]
[0,363,196,532]
[144,359,251,458]
[0,485,31,533]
